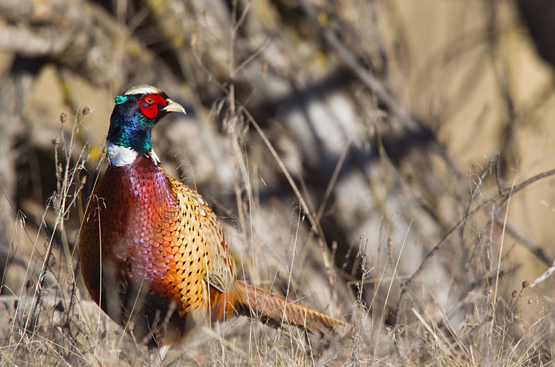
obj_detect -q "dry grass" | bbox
[1,98,554,367]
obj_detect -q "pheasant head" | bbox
[106,85,186,167]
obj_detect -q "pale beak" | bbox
[162,99,186,115]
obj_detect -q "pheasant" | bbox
[78,85,347,354]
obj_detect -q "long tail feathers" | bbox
[228,281,350,334]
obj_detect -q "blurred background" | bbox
[1,0,555,365]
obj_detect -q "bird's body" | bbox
[78,85,346,350]
[79,152,233,346]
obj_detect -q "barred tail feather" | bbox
[230,281,350,333]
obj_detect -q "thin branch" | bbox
[393,166,555,362]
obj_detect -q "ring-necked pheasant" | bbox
[78,85,347,354]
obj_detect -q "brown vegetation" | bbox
[1,0,555,366]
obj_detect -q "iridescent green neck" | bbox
[106,94,153,153]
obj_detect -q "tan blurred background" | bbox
[1,0,555,365]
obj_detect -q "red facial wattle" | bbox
[138,94,167,119]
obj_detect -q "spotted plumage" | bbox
[78,85,348,350]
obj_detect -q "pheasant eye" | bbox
[145,96,154,104]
